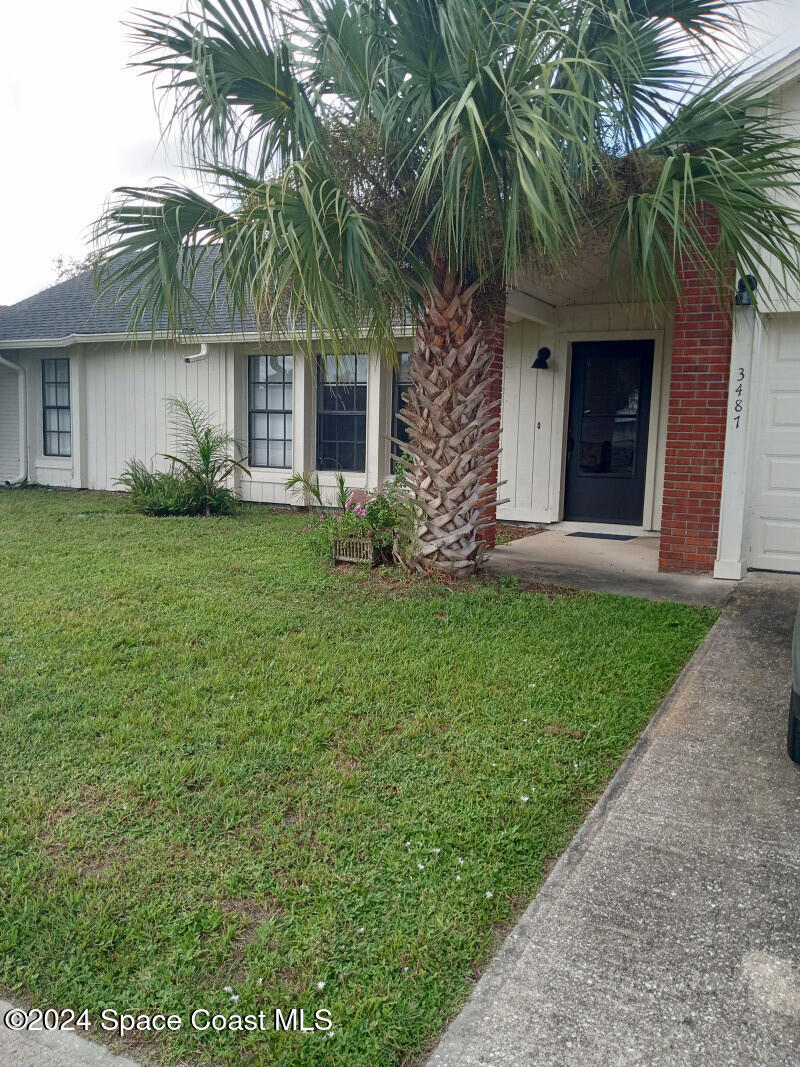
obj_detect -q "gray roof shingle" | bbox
[0,258,414,346]
[0,257,256,345]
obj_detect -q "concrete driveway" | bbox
[429,571,800,1067]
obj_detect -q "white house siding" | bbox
[81,342,230,491]
[0,361,21,482]
[498,302,673,530]
[234,346,398,509]
[11,340,407,502]
[13,344,231,491]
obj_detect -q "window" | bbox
[249,355,293,468]
[42,358,71,457]
[391,351,412,470]
[317,354,367,471]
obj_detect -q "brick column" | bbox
[475,284,506,550]
[659,213,733,574]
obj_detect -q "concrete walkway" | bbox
[429,571,800,1067]
[488,530,736,606]
[0,1000,140,1067]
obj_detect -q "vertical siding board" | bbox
[499,322,522,513]
[107,347,119,485]
[124,345,137,479]
[97,348,108,489]
[133,349,145,464]
[84,356,96,489]
[162,346,176,469]
[144,347,156,464]
[531,346,554,516]
[517,320,538,513]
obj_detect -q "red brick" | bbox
[658,207,732,575]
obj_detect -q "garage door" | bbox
[750,317,800,572]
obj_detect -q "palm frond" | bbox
[607,74,800,306]
[130,0,321,173]
[93,182,237,337]
[243,159,422,356]
[95,159,423,354]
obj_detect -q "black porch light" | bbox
[532,346,551,369]
[734,275,758,307]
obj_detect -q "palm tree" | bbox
[96,0,800,571]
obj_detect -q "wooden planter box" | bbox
[331,535,393,566]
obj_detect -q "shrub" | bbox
[117,398,249,516]
[162,397,250,517]
[116,460,198,516]
[332,472,352,511]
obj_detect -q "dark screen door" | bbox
[563,340,654,525]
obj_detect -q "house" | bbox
[2,56,800,579]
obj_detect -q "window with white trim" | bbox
[248,355,293,468]
[42,358,71,457]
[317,354,367,472]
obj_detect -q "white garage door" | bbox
[750,317,800,572]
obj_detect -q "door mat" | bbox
[567,532,636,541]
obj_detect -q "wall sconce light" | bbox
[734,275,757,307]
[532,346,551,369]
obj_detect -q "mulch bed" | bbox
[495,522,543,546]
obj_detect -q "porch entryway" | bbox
[487,527,735,606]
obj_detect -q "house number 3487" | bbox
[733,367,746,428]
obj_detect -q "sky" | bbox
[2,0,800,306]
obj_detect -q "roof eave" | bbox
[0,325,416,350]
[747,45,800,97]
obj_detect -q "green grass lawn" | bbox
[0,489,716,1066]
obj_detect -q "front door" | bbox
[564,340,654,525]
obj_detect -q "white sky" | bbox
[2,0,800,306]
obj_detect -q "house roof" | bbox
[0,256,414,348]
[0,257,260,348]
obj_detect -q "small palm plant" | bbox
[285,470,323,508]
[162,397,250,516]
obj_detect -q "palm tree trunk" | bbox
[395,274,505,573]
